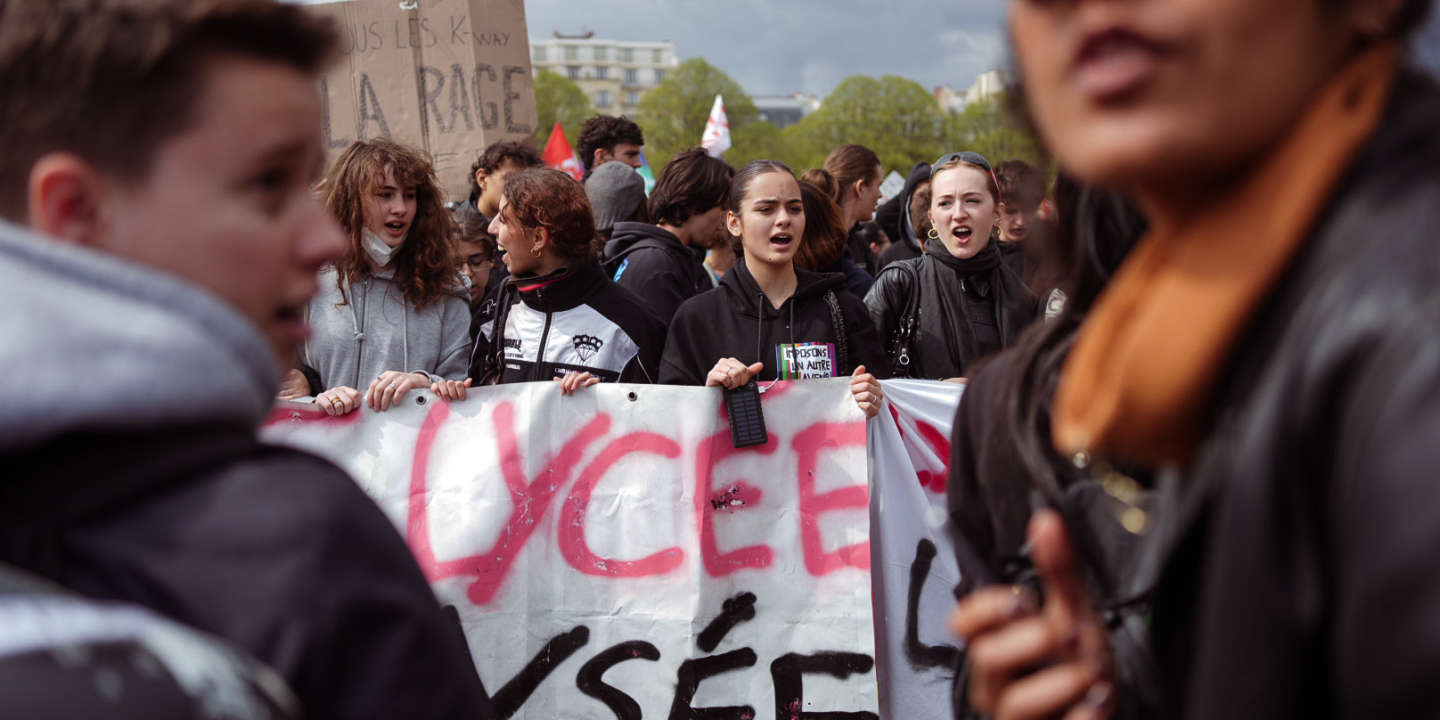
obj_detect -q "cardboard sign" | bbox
[305,0,538,201]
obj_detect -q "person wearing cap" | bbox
[863,152,1039,380]
[601,148,734,323]
[585,160,648,254]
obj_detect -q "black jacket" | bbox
[864,244,1038,379]
[0,426,495,720]
[659,259,885,385]
[822,250,875,300]
[602,222,712,323]
[473,260,667,384]
[1087,69,1440,719]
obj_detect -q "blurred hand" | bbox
[432,377,472,402]
[850,365,883,418]
[556,371,599,396]
[315,386,361,416]
[950,510,1115,720]
[365,371,429,412]
[277,368,310,400]
[705,358,765,389]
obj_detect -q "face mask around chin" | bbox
[363,227,405,267]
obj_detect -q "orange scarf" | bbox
[1052,43,1401,467]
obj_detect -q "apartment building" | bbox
[530,31,680,115]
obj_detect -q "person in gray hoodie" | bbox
[302,139,473,415]
[0,2,495,717]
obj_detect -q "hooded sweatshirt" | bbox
[659,259,886,385]
[602,221,713,323]
[876,162,932,270]
[304,266,471,390]
[0,221,495,720]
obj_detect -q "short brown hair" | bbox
[994,160,1048,210]
[576,115,644,172]
[502,168,595,266]
[648,148,734,226]
[467,140,543,203]
[323,139,457,309]
[0,0,340,220]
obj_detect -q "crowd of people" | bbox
[2,0,1438,718]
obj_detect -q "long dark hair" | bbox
[323,139,456,309]
[979,175,1147,519]
[795,169,847,270]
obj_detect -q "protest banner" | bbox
[263,379,882,719]
[867,380,966,719]
[304,0,538,202]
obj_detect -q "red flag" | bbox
[542,121,584,180]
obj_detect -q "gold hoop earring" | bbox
[927,227,940,241]
[531,245,542,257]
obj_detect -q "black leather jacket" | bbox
[1115,69,1440,718]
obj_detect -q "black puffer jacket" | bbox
[659,259,886,385]
[1100,69,1440,719]
[602,222,712,323]
[864,243,1038,379]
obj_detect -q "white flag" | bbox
[700,94,731,158]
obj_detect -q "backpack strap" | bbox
[823,291,849,376]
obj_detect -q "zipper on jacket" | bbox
[353,277,369,389]
[532,287,554,382]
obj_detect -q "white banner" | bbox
[868,380,967,720]
[263,379,881,719]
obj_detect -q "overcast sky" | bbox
[522,0,1011,97]
[522,0,1440,99]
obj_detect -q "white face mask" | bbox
[363,227,405,268]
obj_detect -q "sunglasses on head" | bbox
[932,151,993,173]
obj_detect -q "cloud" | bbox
[523,0,1008,98]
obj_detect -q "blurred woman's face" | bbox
[1009,0,1358,211]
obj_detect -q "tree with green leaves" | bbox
[533,69,592,150]
[944,94,1049,169]
[633,58,758,170]
[783,75,948,173]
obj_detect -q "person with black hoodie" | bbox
[875,162,931,269]
[660,161,886,418]
[864,152,1039,381]
[457,168,667,393]
[602,148,734,322]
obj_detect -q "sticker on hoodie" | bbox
[776,342,837,379]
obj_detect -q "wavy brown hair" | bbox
[323,138,456,309]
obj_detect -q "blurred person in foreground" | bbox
[951,0,1440,718]
[0,1,494,717]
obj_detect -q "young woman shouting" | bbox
[660,161,885,417]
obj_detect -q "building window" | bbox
[563,45,578,61]
[594,46,608,61]
[654,69,666,84]
[566,66,581,80]
[532,46,547,62]
[652,49,664,63]
[619,47,633,63]
[596,90,612,108]
[595,66,609,80]
[624,68,639,85]
[625,91,641,106]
